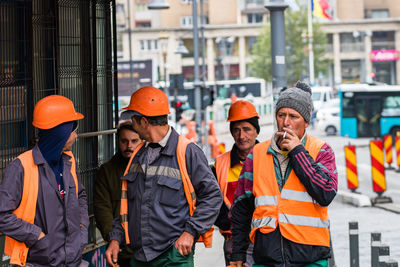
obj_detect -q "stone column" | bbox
[364,33,372,83]
[333,32,341,85]
[238,36,246,79]
[207,38,215,81]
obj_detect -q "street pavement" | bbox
[193,121,400,266]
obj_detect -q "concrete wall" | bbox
[337,0,364,20]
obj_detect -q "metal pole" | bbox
[349,221,359,267]
[112,0,119,126]
[264,0,288,102]
[307,0,315,84]
[127,0,133,90]
[163,52,169,100]
[192,0,202,146]
[371,232,382,267]
[200,0,209,159]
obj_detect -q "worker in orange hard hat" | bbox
[212,100,260,266]
[0,95,89,267]
[106,86,222,267]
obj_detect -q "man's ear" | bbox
[141,117,149,128]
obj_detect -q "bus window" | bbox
[342,96,355,117]
[382,96,400,117]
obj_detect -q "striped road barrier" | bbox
[383,135,394,170]
[344,144,359,192]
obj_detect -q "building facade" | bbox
[116,0,400,88]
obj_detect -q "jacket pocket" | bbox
[28,234,54,264]
[157,176,182,207]
[124,173,140,200]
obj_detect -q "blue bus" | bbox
[339,83,400,138]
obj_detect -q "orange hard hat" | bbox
[32,95,84,129]
[123,86,170,116]
[227,100,259,122]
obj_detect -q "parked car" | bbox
[311,86,336,112]
[316,100,340,135]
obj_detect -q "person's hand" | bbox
[229,261,243,266]
[276,127,301,151]
[105,240,121,267]
[38,232,45,240]
[174,231,194,256]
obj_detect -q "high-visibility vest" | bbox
[120,135,213,247]
[4,150,78,266]
[250,136,330,247]
[215,151,234,236]
[215,151,232,209]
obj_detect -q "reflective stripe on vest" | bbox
[251,136,330,247]
[4,150,78,266]
[215,151,231,209]
[120,135,214,247]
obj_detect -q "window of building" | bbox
[247,13,263,24]
[136,3,147,12]
[365,9,389,19]
[181,16,193,27]
[247,36,257,54]
[139,40,158,51]
[245,0,264,4]
[340,33,363,52]
[372,31,395,50]
[341,60,361,83]
[136,21,151,28]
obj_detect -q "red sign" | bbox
[370,50,400,62]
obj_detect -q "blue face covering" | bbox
[38,121,75,192]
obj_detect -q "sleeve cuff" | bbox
[109,230,123,244]
[230,253,247,262]
[289,144,305,156]
[184,223,199,240]
[26,226,43,247]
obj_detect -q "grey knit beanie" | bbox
[275,81,313,122]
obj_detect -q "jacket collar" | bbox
[160,127,180,156]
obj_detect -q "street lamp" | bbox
[175,39,189,55]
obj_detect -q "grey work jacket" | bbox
[0,145,89,267]
[110,128,222,262]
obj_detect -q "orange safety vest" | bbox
[215,151,232,209]
[215,151,234,236]
[250,136,330,247]
[4,150,78,266]
[120,135,213,248]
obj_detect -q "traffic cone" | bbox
[344,144,359,193]
[369,140,392,204]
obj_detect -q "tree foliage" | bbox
[249,4,331,86]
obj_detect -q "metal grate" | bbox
[1,0,117,262]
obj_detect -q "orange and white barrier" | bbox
[344,145,358,192]
[369,140,387,195]
[383,134,394,169]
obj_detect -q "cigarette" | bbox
[283,131,287,139]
